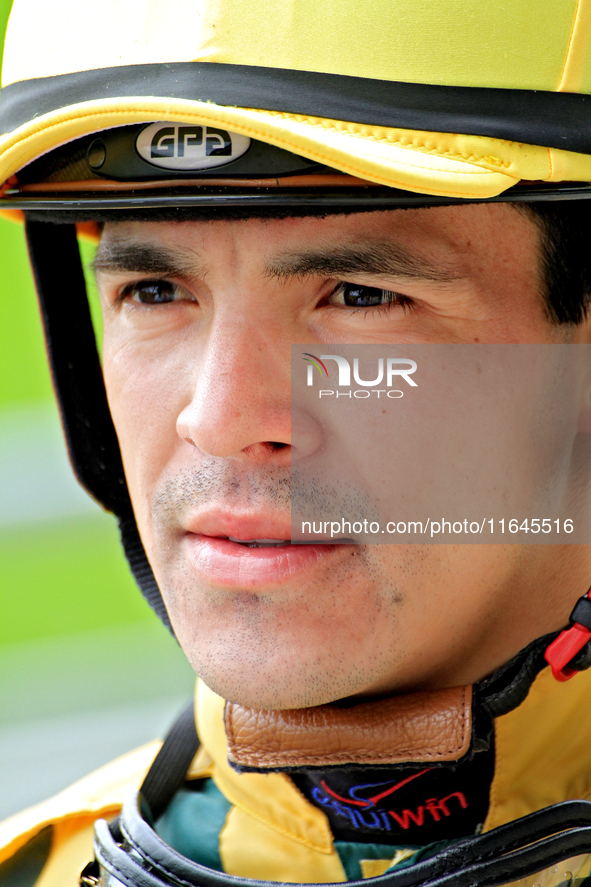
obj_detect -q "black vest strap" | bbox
[139,699,200,823]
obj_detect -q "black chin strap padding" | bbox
[24,218,129,514]
[119,515,173,632]
[24,218,174,633]
[475,631,558,720]
[139,700,200,822]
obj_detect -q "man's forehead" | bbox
[98,204,492,244]
[95,205,526,280]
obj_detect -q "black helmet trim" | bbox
[6,121,591,217]
[6,182,591,218]
[3,61,591,153]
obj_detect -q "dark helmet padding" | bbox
[24,218,173,632]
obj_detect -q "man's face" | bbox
[96,204,591,709]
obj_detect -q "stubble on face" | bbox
[149,459,414,708]
[145,458,535,708]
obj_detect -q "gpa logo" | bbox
[304,353,417,399]
[136,122,251,171]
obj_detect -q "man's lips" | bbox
[182,532,349,588]
[183,513,292,543]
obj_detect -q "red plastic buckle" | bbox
[545,623,591,681]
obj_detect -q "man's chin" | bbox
[179,647,379,710]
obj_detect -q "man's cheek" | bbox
[103,354,184,539]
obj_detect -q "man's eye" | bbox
[120,279,188,305]
[332,283,412,310]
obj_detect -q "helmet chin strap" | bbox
[24,217,174,633]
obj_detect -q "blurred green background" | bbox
[0,0,194,818]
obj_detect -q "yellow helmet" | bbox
[3,0,591,207]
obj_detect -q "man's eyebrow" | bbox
[92,242,203,278]
[265,242,462,282]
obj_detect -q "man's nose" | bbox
[176,324,292,459]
